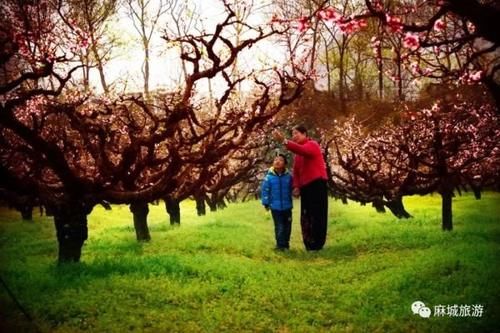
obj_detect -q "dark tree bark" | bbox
[440,189,453,231]
[217,198,227,210]
[44,205,54,217]
[165,196,180,225]
[206,195,217,212]
[129,202,151,241]
[470,184,482,200]
[19,205,33,221]
[195,194,206,216]
[446,0,500,47]
[100,201,112,210]
[396,51,403,101]
[338,43,347,115]
[53,201,93,263]
[435,122,453,230]
[385,197,412,219]
[372,199,386,213]
[91,42,109,94]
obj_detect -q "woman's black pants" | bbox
[300,179,328,251]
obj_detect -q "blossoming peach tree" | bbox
[0,0,305,262]
[288,0,499,106]
[325,98,499,230]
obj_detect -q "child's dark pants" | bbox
[271,209,292,249]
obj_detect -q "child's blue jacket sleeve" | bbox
[261,175,271,207]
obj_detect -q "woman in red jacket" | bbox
[272,125,328,251]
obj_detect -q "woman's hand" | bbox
[292,187,300,198]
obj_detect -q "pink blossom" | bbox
[469,70,482,82]
[338,19,366,35]
[433,19,446,32]
[386,14,403,33]
[403,33,420,50]
[296,16,310,32]
[318,7,341,22]
[459,70,483,84]
[338,22,351,34]
[79,37,89,48]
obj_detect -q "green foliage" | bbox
[1,193,499,332]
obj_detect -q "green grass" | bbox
[0,193,499,333]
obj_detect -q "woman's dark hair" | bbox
[293,125,308,135]
[276,153,287,165]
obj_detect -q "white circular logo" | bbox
[412,301,432,318]
[411,301,426,314]
[418,306,432,318]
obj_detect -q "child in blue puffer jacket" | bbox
[261,154,293,250]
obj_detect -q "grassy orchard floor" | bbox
[0,193,499,333]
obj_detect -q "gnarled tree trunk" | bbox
[385,197,412,219]
[19,204,33,221]
[372,198,386,213]
[195,194,206,216]
[440,186,454,231]
[53,201,93,263]
[206,195,217,212]
[165,196,180,225]
[217,197,227,210]
[130,202,151,241]
[471,184,482,199]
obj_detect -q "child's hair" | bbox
[293,125,308,135]
[276,153,287,165]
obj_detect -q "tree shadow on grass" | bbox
[272,239,437,263]
[48,254,198,285]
